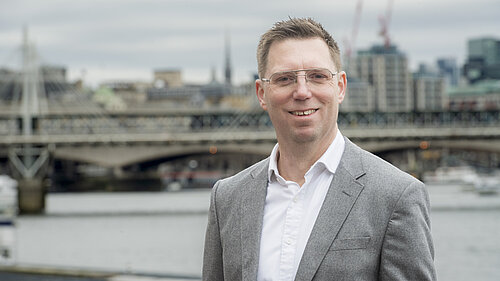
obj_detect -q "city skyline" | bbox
[1,0,499,87]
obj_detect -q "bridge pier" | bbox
[8,146,51,214]
[17,178,46,214]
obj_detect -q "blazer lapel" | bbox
[295,138,366,281]
[240,159,269,281]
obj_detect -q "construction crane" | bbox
[344,0,363,70]
[378,0,394,49]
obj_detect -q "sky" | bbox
[1,0,499,88]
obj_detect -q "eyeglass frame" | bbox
[260,68,338,87]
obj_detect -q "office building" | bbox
[463,37,500,84]
[448,80,500,111]
[154,69,183,89]
[341,78,374,112]
[413,64,447,111]
[436,57,459,87]
[468,37,500,65]
[351,45,412,112]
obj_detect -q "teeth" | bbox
[291,109,316,116]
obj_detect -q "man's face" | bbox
[256,38,346,145]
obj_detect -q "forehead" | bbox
[266,38,335,75]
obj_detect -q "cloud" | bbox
[1,0,500,87]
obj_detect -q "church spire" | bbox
[224,29,232,86]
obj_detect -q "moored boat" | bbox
[0,174,18,265]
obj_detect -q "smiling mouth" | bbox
[290,109,318,116]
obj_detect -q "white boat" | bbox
[474,173,500,196]
[0,175,17,265]
[423,166,478,186]
[0,175,18,217]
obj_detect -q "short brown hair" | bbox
[257,17,342,78]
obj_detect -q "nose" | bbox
[292,74,312,100]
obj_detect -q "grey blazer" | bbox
[203,137,436,281]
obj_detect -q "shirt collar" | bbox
[268,129,345,183]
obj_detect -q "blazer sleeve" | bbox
[202,181,224,281]
[379,181,437,281]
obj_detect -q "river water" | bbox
[6,184,500,281]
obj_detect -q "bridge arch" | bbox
[53,143,275,168]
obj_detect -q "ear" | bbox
[255,79,268,110]
[337,71,347,104]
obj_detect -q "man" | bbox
[203,17,436,281]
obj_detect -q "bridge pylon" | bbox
[7,26,51,214]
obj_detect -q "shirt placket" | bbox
[278,185,304,281]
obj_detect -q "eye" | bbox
[307,70,329,82]
[272,72,295,85]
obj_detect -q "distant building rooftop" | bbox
[154,68,181,73]
[448,80,500,96]
[357,44,404,56]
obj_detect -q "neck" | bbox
[276,132,336,186]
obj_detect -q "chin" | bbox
[290,132,318,144]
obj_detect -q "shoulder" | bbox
[363,148,419,186]
[343,138,424,197]
[218,157,269,186]
[212,157,269,197]
[208,157,269,220]
[342,139,431,228]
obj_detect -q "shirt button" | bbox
[293,197,298,203]
[286,238,292,245]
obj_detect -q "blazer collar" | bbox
[295,137,367,281]
[337,137,366,181]
[240,158,270,281]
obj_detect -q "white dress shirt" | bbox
[257,130,345,281]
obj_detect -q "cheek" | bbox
[267,92,289,108]
[316,89,337,105]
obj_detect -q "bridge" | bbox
[2,108,500,166]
